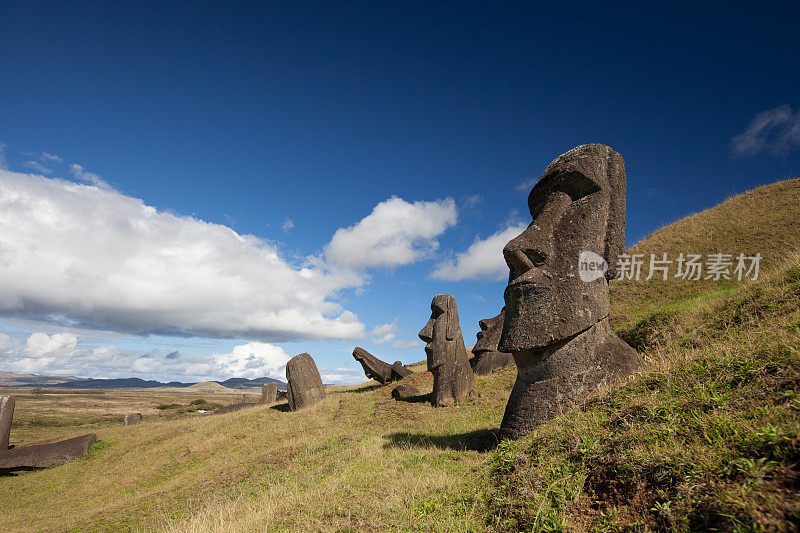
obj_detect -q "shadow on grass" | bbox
[393,393,430,404]
[384,428,499,452]
[270,402,291,412]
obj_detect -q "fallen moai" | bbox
[391,384,421,400]
[471,309,514,375]
[123,413,142,426]
[0,395,96,472]
[0,434,97,471]
[286,352,326,411]
[498,144,643,439]
[261,383,278,404]
[352,347,413,384]
[418,294,474,407]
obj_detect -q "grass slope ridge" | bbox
[0,179,798,531]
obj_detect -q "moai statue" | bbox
[498,144,643,439]
[1,396,14,450]
[418,294,474,407]
[285,353,326,411]
[352,347,414,384]
[471,309,514,375]
[390,361,414,380]
[352,347,394,384]
[123,413,142,426]
[261,382,278,404]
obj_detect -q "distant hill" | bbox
[0,372,286,390]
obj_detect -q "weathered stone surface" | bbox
[390,361,414,380]
[276,389,288,401]
[352,347,393,384]
[0,433,97,471]
[471,309,514,375]
[286,353,326,411]
[418,294,475,407]
[391,384,421,400]
[1,396,14,450]
[261,383,278,404]
[211,402,257,415]
[123,413,142,426]
[498,144,643,439]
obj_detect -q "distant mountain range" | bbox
[0,371,286,390]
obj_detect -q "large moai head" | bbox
[499,144,627,353]
[471,308,514,375]
[352,347,393,384]
[285,352,326,411]
[498,145,642,439]
[418,294,474,406]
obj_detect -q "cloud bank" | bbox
[430,224,526,281]
[731,105,800,157]
[0,170,366,341]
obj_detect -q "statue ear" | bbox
[445,296,459,341]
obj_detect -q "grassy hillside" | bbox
[1,179,799,532]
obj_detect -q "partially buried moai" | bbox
[471,308,514,375]
[498,144,643,439]
[1,396,14,450]
[285,353,326,411]
[418,294,474,407]
[261,382,278,404]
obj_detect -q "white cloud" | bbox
[69,163,108,187]
[731,105,800,157]
[319,367,364,385]
[281,218,294,233]
[430,223,527,281]
[23,161,53,175]
[516,177,537,193]
[0,170,365,341]
[0,333,14,354]
[0,144,7,170]
[324,196,457,270]
[391,339,418,350]
[41,152,63,163]
[213,341,291,380]
[462,194,482,208]
[370,321,398,345]
[23,332,78,358]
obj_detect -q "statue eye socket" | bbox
[529,171,601,217]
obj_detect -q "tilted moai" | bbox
[352,347,413,384]
[498,144,643,439]
[1,396,15,450]
[285,352,326,411]
[418,294,474,407]
[261,382,278,404]
[123,413,142,426]
[471,309,514,375]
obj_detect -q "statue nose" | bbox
[418,320,434,343]
[503,235,547,282]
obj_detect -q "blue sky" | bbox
[1,1,799,384]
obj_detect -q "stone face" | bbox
[418,294,475,407]
[498,144,643,439]
[123,413,142,426]
[352,348,413,384]
[1,396,14,450]
[471,309,514,375]
[261,383,278,404]
[0,433,97,471]
[352,347,393,384]
[391,384,421,400]
[285,352,326,411]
